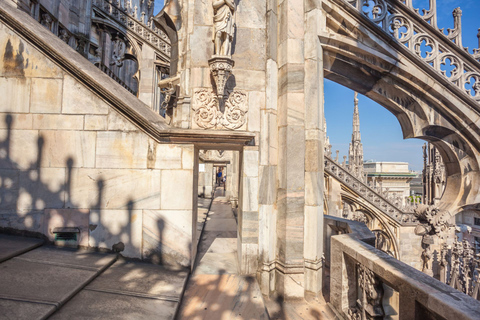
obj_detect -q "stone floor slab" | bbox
[203,218,237,232]
[0,299,56,320]
[264,296,337,320]
[49,259,188,319]
[0,258,98,304]
[178,274,268,320]
[206,207,237,219]
[195,252,238,274]
[49,290,178,320]
[17,246,117,270]
[0,234,44,262]
[85,259,188,299]
[0,245,116,320]
[198,235,237,254]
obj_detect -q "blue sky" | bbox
[154,1,164,14]
[153,1,480,172]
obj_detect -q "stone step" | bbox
[49,259,189,319]
[0,234,44,263]
[0,246,117,320]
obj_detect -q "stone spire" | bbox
[348,92,364,177]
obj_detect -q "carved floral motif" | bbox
[192,89,247,130]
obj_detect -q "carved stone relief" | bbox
[357,263,385,318]
[192,89,247,130]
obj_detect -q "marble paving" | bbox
[178,188,269,319]
[0,234,189,320]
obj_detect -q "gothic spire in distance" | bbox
[348,92,364,177]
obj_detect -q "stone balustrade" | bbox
[92,0,171,58]
[438,239,480,299]
[344,0,480,102]
[328,216,480,319]
[324,156,418,226]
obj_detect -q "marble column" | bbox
[197,161,206,197]
[238,147,260,274]
[275,0,307,299]
[226,151,240,208]
[259,0,279,296]
[303,3,326,296]
[204,163,214,199]
[267,0,326,299]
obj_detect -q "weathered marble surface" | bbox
[0,6,196,267]
[142,209,192,267]
[89,209,143,259]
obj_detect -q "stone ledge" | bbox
[330,233,480,319]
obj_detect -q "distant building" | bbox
[409,173,423,199]
[364,161,417,202]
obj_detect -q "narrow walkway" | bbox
[178,188,269,319]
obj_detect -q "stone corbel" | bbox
[209,56,234,100]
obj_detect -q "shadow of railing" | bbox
[0,113,167,263]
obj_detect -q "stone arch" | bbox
[341,194,400,259]
[321,5,480,214]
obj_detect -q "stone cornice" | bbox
[0,3,254,148]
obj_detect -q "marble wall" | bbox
[0,17,195,268]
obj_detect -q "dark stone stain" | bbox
[3,39,25,77]
[112,242,125,252]
[88,224,97,231]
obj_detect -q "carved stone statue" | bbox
[421,246,432,273]
[111,38,126,67]
[212,0,235,56]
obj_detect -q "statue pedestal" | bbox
[208,55,234,99]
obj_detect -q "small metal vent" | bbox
[55,232,77,241]
[53,227,80,242]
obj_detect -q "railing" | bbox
[92,0,171,58]
[328,218,480,319]
[344,0,480,102]
[10,0,89,57]
[324,155,418,226]
[98,63,137,95]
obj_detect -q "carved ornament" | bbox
[208,56,234,100]
[192,89,247,130]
